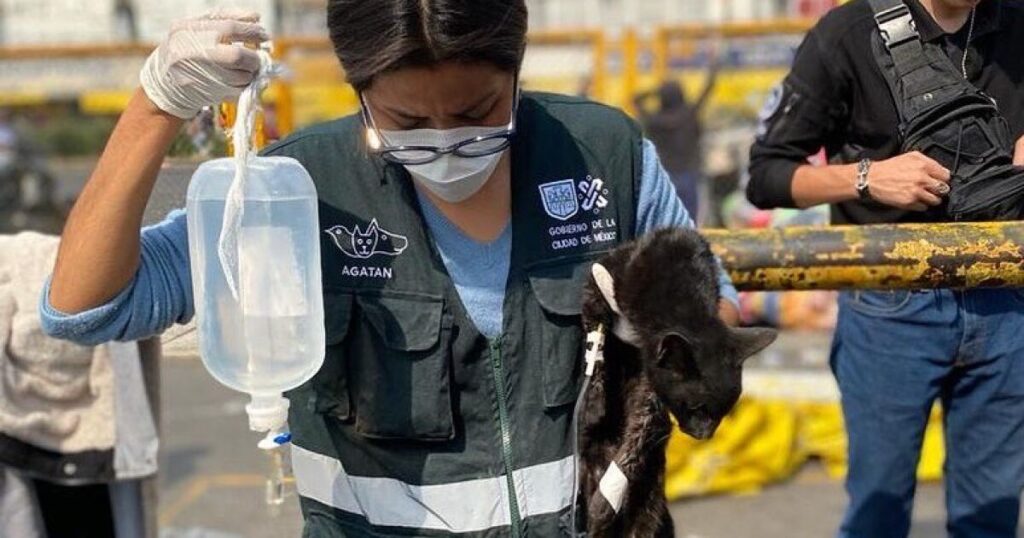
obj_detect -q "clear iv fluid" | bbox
[191,200,320,393]
[186,157,325,429]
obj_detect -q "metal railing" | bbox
[705,221,1024,291]
[0,20,817,123]
[650,18,815,83]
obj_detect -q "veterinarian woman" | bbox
[42,2,739,535]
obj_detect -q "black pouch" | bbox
[869,0,1024,221]
[903,93,1024,221]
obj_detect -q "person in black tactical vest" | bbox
[748,1,1024,537]
[41,2,741,536]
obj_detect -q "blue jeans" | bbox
[831,289,1024,538]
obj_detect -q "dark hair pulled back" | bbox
[327,0,528,91]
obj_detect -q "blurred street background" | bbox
[0,0,1004,536]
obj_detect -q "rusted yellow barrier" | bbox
[705,222,1024,291]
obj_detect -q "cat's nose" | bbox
[682,418,718,440]
[692,428,714,440]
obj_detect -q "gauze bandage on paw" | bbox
[598,461,628,513]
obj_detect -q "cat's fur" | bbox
[578,228,777,537]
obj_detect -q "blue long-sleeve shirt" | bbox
[41,139,738,343]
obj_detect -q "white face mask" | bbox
[379,126,508,203]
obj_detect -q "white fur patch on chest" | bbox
[591,262,642,347]
[612,317,641,346]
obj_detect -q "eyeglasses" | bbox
[359,78,520,166]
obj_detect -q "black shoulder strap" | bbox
[868,0,931,77]
[868,0,958,123]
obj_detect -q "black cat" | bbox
[577,227,777,537]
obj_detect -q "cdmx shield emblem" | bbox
[539,179,579,221]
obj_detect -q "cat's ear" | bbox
[728,327,778,364]
[658,332,699,378]
[367,220,380,235]
[591,263,622,315]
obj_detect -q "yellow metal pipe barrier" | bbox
[651,27,670,84]
[271,41,296,138]
[528,29,605,46]
[0,31,609,59]
[0,43,155,60]
[590,32,609,103]
[0,38,333,61]
[704,222,1024,291]
[276,29,607,52]
[0,30,613,123]
[658,19,816,40]
[650,19,817,90]
[274,36,334,51]
[621,29,640,116]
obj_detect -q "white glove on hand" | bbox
[140,10,270,119]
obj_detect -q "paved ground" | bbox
[671,473,952,538]
[157,356,299,538]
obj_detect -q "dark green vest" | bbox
[263,93,641,537]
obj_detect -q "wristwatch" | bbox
[856,158,873,202]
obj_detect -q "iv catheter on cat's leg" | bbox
[569,324,607,536]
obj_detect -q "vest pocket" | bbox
[349,292,455,442]
[529,260,593,409]
[313,292,355,420]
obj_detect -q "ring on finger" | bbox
[934,182,950,195]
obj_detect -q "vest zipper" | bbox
[489,338,523,537]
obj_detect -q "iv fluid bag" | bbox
[186,156,325,431]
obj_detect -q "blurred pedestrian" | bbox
[633,47,721,221]
[0,233,160,538]
[748,1,1024,536]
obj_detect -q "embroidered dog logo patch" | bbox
[325,219,409,260]
[539,179,580,221]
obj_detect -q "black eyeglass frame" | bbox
[359,77,521,166]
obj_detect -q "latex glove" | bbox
[140,10,270,119]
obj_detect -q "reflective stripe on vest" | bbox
[291,444,575,533]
